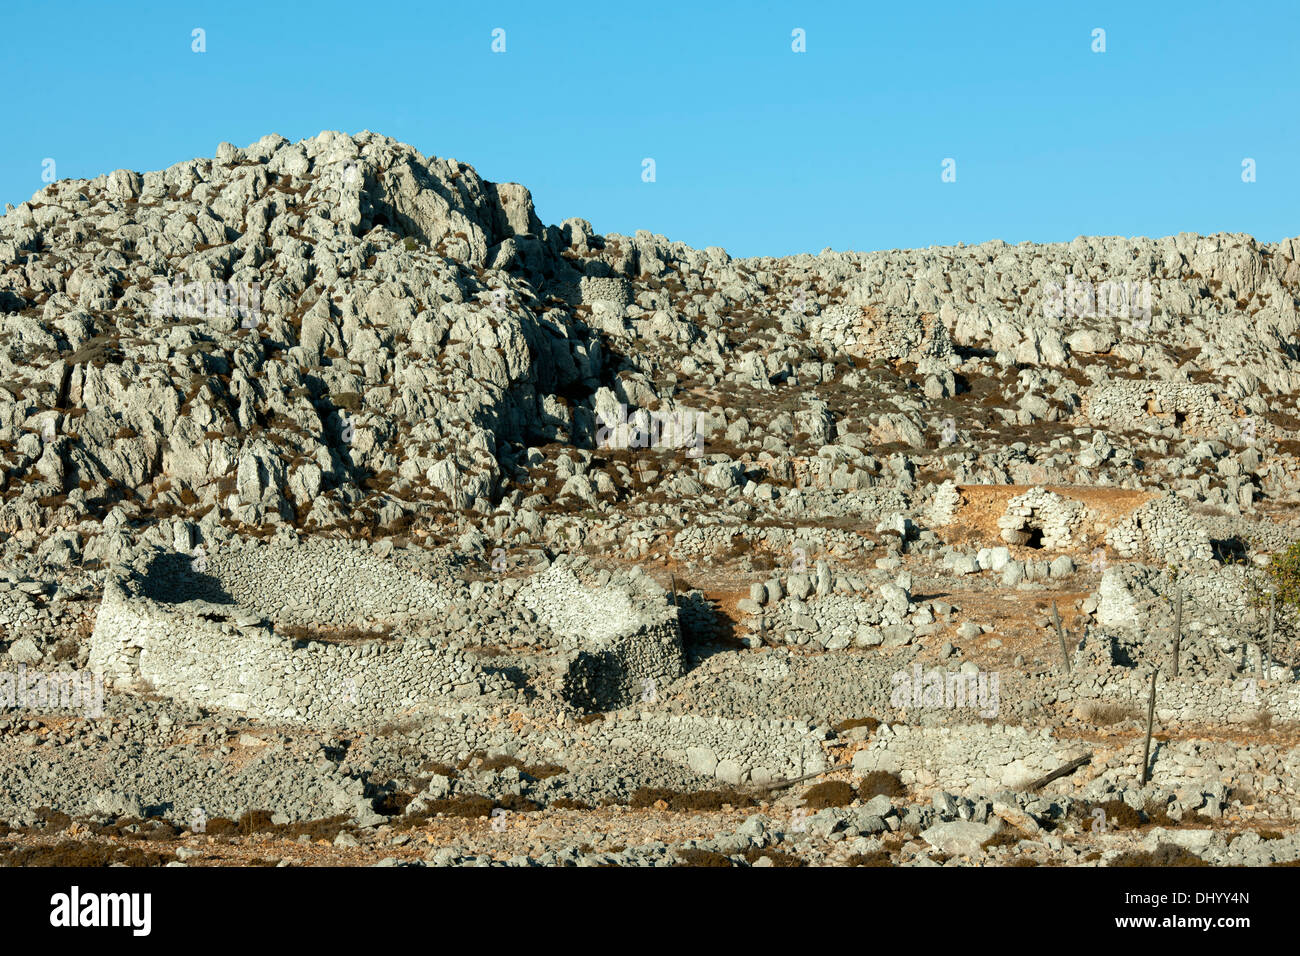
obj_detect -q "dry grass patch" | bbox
[1110,844,1209,867]
[856,771,906,799]
[801,780,856,809]
[627,787,757,811]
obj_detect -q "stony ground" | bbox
[2,131,1300,866]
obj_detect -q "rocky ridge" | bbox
[3,131,1300,867]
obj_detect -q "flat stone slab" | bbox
[921,820,997,857]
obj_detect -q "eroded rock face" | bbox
[2,130,1297,567]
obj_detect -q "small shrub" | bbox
[1094,800,1144,830]
[1111,844,1209,867]
[833,717,880,734]
[1079,701,1138,726]
[627,787,756,811]
[420,795,495,819]
[238,810,277,835]
[1265,541,1300,608]
[741,848,805,867]
[982,828,1026,850]
[802,781,855,809]
[98,816,180,842]
[203,817,239,837]
[550,798,590,811]
[674,847,733,867]
[373,791,414,816]
[375,719,419,737]
[0,841,175,867]
[524,763,567,780]
[857,771,906,799]
[333,391,363,412]
[496,793,541,813]
[627,787,679,809]
[282,816,353,842]
[1227,785,1256,804]
[846,850,894,867]
[34,808,72,831]
[478,754,525,773]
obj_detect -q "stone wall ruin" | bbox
[88,541,685,724]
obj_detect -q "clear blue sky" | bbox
[2,0,1295,258]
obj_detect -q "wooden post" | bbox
[1284,590,1294,671]
[1256,594,1266,679]
[1266,591,1276,678]
[669,574,681,640]
[1171,586,1183,677]
[1141,667,1158,786]
[752,766,843,793]
[1051,600,1071,675]
[1025,753,1093,792]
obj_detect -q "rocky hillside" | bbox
[4,132,1300,868]
[2,131,1298,590]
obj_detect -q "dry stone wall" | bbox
[998,487,1087,548]
[1105,491,1214,562]
[925,480,964,527]
[87,543,504,724]
[1096,562,1251,631]
[517,563,684,711]
[809,305,951,366]
[579,276,631,307]
[89,542,686,723]
[594,712,829,786]
[851,721,1300,819]
[1081,381,1258,439]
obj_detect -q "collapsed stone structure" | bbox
[516,564,684,711]
[810,305,955,369]
[579,275,632,309]
[1105,491,1214,563]
[924,481,964,527]
[1096,561,1252,630]
[997,487,1088,549]
[1081,381,1258,440]
[88,540,684,723]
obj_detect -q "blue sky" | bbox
[2,0,1295,257]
